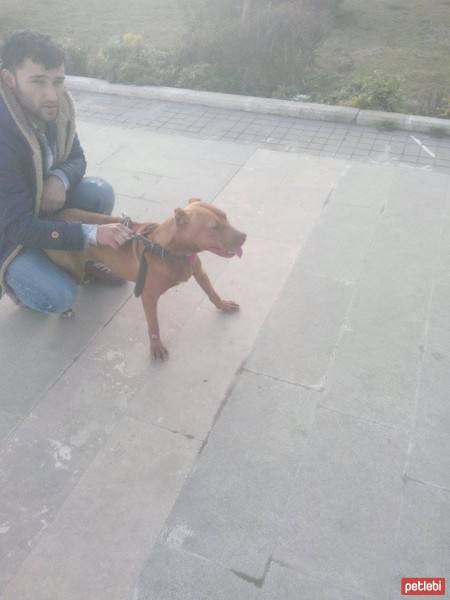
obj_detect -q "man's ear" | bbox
[174,208,190,226]
[0,68,15,90]
[188,198,201,204]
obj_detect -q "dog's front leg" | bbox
[192,257,239,313]
[140,285,169,361]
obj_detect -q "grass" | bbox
[312,0,450,113]
[1,0,450,115]
[0,0,185,52]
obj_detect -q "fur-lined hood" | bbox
[0,73,77,185]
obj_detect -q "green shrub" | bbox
[61,39,90,76]
[175,63,217,90]
[177,0,338,98]
[93,33,178,86]
[437,97,450,119]
[329,71,404,112]
[271,85,305,100]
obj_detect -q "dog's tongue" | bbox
[236,247,243,258]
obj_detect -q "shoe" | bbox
[84,261,126,286]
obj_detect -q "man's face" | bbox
[2,58,66,122]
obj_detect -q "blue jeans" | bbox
[5,177,115,314]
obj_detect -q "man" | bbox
[0,30,133,314]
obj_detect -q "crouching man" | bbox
[0,30,133,314]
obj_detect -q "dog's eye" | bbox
[211,222,221,229]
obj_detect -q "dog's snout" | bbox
[238,232,247,246]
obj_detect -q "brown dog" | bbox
[46,199,246,360]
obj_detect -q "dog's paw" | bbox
[220,300,240,313]
[151,339,169,361]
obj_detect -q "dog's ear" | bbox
[188,198,201,204]
[174,208,190,226]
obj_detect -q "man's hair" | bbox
[1,30,65,71]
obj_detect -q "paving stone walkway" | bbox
[0,93,449,600]
[73,90,450,173]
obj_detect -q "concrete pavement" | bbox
[0,95,449,600]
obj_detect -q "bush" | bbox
[271,84,308,100]
[438,98,450,119]
[426,93,450,119]
[328,71,404,112]
[175,63,217,91]
[61,39,90,77]
[93,33,178,86]
[177,0,339,98]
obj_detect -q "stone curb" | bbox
[357,109,450,136]
[67,75,450,136]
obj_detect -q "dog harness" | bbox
[122,215,196,297]
[132,233,197,297]
[133,232,175,297]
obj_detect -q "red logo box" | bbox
[401,578,446,596]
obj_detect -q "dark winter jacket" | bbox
[0,76,87,298]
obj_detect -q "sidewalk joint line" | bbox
[242,368,325,392]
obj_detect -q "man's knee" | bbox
[66,176,115,215]
[93,178,115,215]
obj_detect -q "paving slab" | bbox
[2,418,200,600]
[0,343,70,417]
[0,279,132,417]
[136,543,260,600]
[436,207,450,280]
[407,325,450,490]
[0,414,96,592]
[105,192,164,221]
[261,563,368,600]
[273,408,408,600]
[92,167,162,203]
[389,481,450,600]
[0,410,20,442]
[322,167,448,430]
[295,201,379,283]
[158,376,318,579]
[321,327,422,431]
[246,266,353,388]
[328,162,395,209]
[428,278,450,332]
[213,370,318,450]
[100,125,253,178]
[215,151,347,244]
[80,121,258,207]
[75,121,130,167]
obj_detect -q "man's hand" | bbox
[41,176,66,212]
[96,223,134,248]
